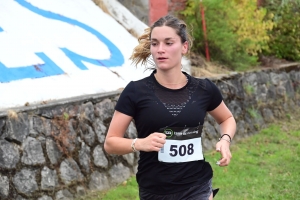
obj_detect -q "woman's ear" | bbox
[182,41,188,55]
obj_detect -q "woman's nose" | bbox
[158,43,164,53]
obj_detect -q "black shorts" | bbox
[139,179,213,200]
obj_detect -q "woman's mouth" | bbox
[157,57,167,61]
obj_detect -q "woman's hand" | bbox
[135,132,166,152]
[216,140,232,167]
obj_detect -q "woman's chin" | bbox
[156,65,179,71]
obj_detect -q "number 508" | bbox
[169,144,194,157]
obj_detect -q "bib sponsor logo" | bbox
[164,129,173,138]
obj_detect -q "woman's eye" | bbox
[166,42,173,46]
[151,42,157,46]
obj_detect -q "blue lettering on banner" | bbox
[0,0,124,82]
[0,53,64,82]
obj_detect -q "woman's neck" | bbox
[154,69,187,89]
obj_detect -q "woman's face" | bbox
[150,26,188,71]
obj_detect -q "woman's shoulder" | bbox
[122,74,153,92]
[189,75,215,90]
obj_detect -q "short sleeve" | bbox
[115,81,136,117]
[206,79,223,111]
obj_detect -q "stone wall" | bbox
[0,65,299,199]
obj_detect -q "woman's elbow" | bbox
[104,139,113,154]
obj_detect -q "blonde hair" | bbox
[130,27,152,67]
[130,15,193,69]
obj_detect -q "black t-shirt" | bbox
[115,70,223,195]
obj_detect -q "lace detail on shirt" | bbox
[146,75,204,117]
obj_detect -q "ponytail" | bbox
[129,28,153,68]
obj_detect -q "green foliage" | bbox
[181,0,240,69]
[263,1,300,61]
[181,0,273,70]
[63,112,69,120]
[286,113,291,121]
[230,0,274,56]
[244,84,255,95]
[247,107,260,119]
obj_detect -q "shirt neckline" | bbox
[151,70,191,91]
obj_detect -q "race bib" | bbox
[158,126,204,163]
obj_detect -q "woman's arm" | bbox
[208,101,236,166]
[104,111,166,155]
[104,111,135,155]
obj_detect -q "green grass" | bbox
[77,177,139,200]
[207,124,300,199]
[79,115,300,200]
[101,178,139,200]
